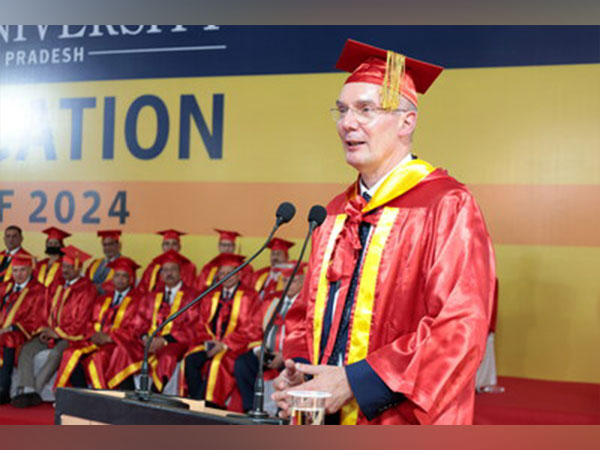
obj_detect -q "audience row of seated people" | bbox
[0,225,304,411]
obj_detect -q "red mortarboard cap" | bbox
[267,238,295,254]
[154,249,191,267]
[107,256,141,280]
[12,253,35,268]
[62,245,91,268]
[281,261,307,278]
[42,226,71,242]
[97,229,122,241]
[336,39,444,108]
[214,229,242,243]
[156,229,186,242]
[213,252,246,269]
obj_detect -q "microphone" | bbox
[125,202,296,408]
[248,205,327,422]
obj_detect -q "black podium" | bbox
[55,388,284,425]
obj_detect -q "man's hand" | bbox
[272,362,354,418]
[206,340,226,358]
[91,331,112,346]
[267,352,284,370]
[148,336,167,354]
[39,328,58,343]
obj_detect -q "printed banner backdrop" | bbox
[0,26,599,383]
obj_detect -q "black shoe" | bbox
[10,392,43,408]
[0,390,10,405]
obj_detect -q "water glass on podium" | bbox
[288,391,331,425]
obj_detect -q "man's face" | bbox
[112,269,131,292]
[4,228,22,251]
[102,237,121,259]
[162,238,180,253]
[218,239,235,254]
[217,265,239,289]
[45,238,62,256]
[62,262,78,281]
[270,249,288,266]
[160,262,181,287]
[12,265,31,284]
[336,82,410,174]
[283,274,304,298]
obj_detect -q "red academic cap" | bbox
[107,256,141,280]
[62,245,91,269]
[214,229,241,243]
[156,229,186,242]
[12,253,35,268]
[213,252,245,268]
[97,229,122,241]
[336,39,444,108]
[281,261,307,278]
[42,226,71,242]
[267,238,295,254]
[154,249,191,267]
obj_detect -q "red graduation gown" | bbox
[284,162,496,425]
[0,279,45,366]
[105,283,199,392]
[54,287,144,389]
[138,257,197,294]
[252,267,285,299]
[178,285,257,407]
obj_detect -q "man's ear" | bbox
[397,110,418,138]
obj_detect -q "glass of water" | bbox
[288,390,331,425]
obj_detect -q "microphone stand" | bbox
[247,216,322,423]
[125,210,293,409]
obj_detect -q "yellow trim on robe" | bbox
[148,264,161,291]
[203,291,221,339]
[206,266,218,286]
[312,214,347,365]
[111,296,132,331]
[161,291,183,336]
[340,207,399,425]
[107,360,143,389]
[88,259,102,280]
[2,287,29,328]
[254,271,269,292]
[94,297,112,333]
[87,359,103,389]
[43,262,61,287]
[37,264,47,284]
[55,344,97,388]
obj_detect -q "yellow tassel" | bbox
[381,51,405,111]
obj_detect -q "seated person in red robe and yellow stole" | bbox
[252,238,295,300]
[0,254,45,404]
[36,226,70,290]
[272,39,496,425]
[138,230,197,293]
[0,225,35,283]
[54,257,143,390]
[11,246,96,408]
[179,253,257,409]
[105,250,198,392]
[85,229,123,295]
[195,229,254,290]
[234,262,307,413]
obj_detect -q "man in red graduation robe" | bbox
[12,245,97,408]
[234,262,307,412]
[252,238,294,299]
[180,253,257,408]
[138,229,197,293]
[273,39,496,425]
[36,226,70,289]
[54,256,143,390]
[1,225,34,283]
[105,250,198,392]
[195,229,254,290]
[0,254,45,404]
[85,229,122,294]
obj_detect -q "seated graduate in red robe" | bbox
[54,256,143,390]
[179,253,257,409]
[251,238,295,300]
[105,250,198,392]
[138,230,197,294]
[0,254,45,404]
[234,262,307,413]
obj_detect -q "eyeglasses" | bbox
[330,104,407,123]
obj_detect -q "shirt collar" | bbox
[8,247,21,256]
[14,277,31,291]
[113,287,130,305]
[360,153,413,198]
[65,276,80,287]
